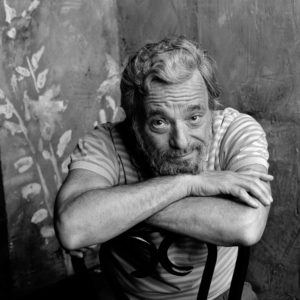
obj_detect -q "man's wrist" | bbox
[175,174,194,198]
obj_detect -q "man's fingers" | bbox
[238,170,274,182]
[240,178,273,206]
[68,250,84,258]
[231,188,259,208]
[226,172,273,206]
[87,244,98,250]
[194,171,273,206]
[67,244,99,258]
[257,173,274,182]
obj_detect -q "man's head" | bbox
[120,37,220,176]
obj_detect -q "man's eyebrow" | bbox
[146,109,167,117]
[185,105,206,113]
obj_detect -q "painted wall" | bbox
[1,0,299,299]
[195,1,300,299]
[117,1,300,299]
[117,0,199,62]
[0,0,121,296]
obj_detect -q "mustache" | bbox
[157,143,205,160]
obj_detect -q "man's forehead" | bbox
[145,70,209,109]
[145,103,207,117]
[149,70,206,92]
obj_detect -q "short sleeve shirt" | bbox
[69,108,269,300]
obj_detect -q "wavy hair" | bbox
[120,36,221,123]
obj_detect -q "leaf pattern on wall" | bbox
[3,120,22,135]
[57,130,72,158]
[36,69,48,90]
[40,225,55,239]
[97,54,120,99]
[25,85,67,140]
[31,209,48,224]
[31,46,45,72]
[21,183,41,199]
[3,0,16,24]
[0,0,121,289]
[14,157,34,173]
[15,66,31,77]
[42,150,51,160]
[0,102,13,119]
[61,156,71,174]
[28,0,40,13]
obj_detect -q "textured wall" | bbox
[1,0,299,299]
[117,0,199,63]
[117,1,300,299]
[195,1,300,299]
[0,0,121,296]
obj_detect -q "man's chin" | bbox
[152,159,204,176]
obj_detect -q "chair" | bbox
[197,243,250,300]
[72,233,250,300]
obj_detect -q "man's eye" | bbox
[190,115,201,123]
[151,119,168,129]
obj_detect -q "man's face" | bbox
[135,70,213,176]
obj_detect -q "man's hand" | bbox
[67,244,100,258]
[188,170,273,208]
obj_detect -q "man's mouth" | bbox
[169,150,195,160]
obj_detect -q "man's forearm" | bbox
[146,195,270,246]
[56,166,272,250]
[55,171,188,250]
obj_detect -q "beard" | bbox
[133,123,212,176]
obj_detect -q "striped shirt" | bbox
[70,107,269,300]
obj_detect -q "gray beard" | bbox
[133,124,211,176]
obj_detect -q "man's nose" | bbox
[169,123,189,150]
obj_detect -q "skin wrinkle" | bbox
[147,85,207,102]
[146,104,207,120]
[134,70,213,176]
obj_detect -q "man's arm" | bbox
[54,164,272,250]
[146,164,272,246]
[54,169,187,250]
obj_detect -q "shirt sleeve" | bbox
[69,124,120,186]
[219,113,269,171]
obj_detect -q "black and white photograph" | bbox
[0,1,299,300]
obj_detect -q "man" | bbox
[54,37,273,300]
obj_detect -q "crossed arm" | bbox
[54,163,272,252]
[146,164,271,246]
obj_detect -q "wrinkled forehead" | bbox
[145,70,209,108]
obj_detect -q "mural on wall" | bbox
[0,0,121,294]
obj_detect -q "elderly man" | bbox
[54,37,273,300]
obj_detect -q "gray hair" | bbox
[120,36,221,123]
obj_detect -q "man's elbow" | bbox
[54,209,110,250]
[237,206,269,246]
[54,212,82,251]
[238,226,264,246]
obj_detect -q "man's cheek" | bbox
[145,134,167,153]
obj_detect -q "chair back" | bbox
[197,243,250,300]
